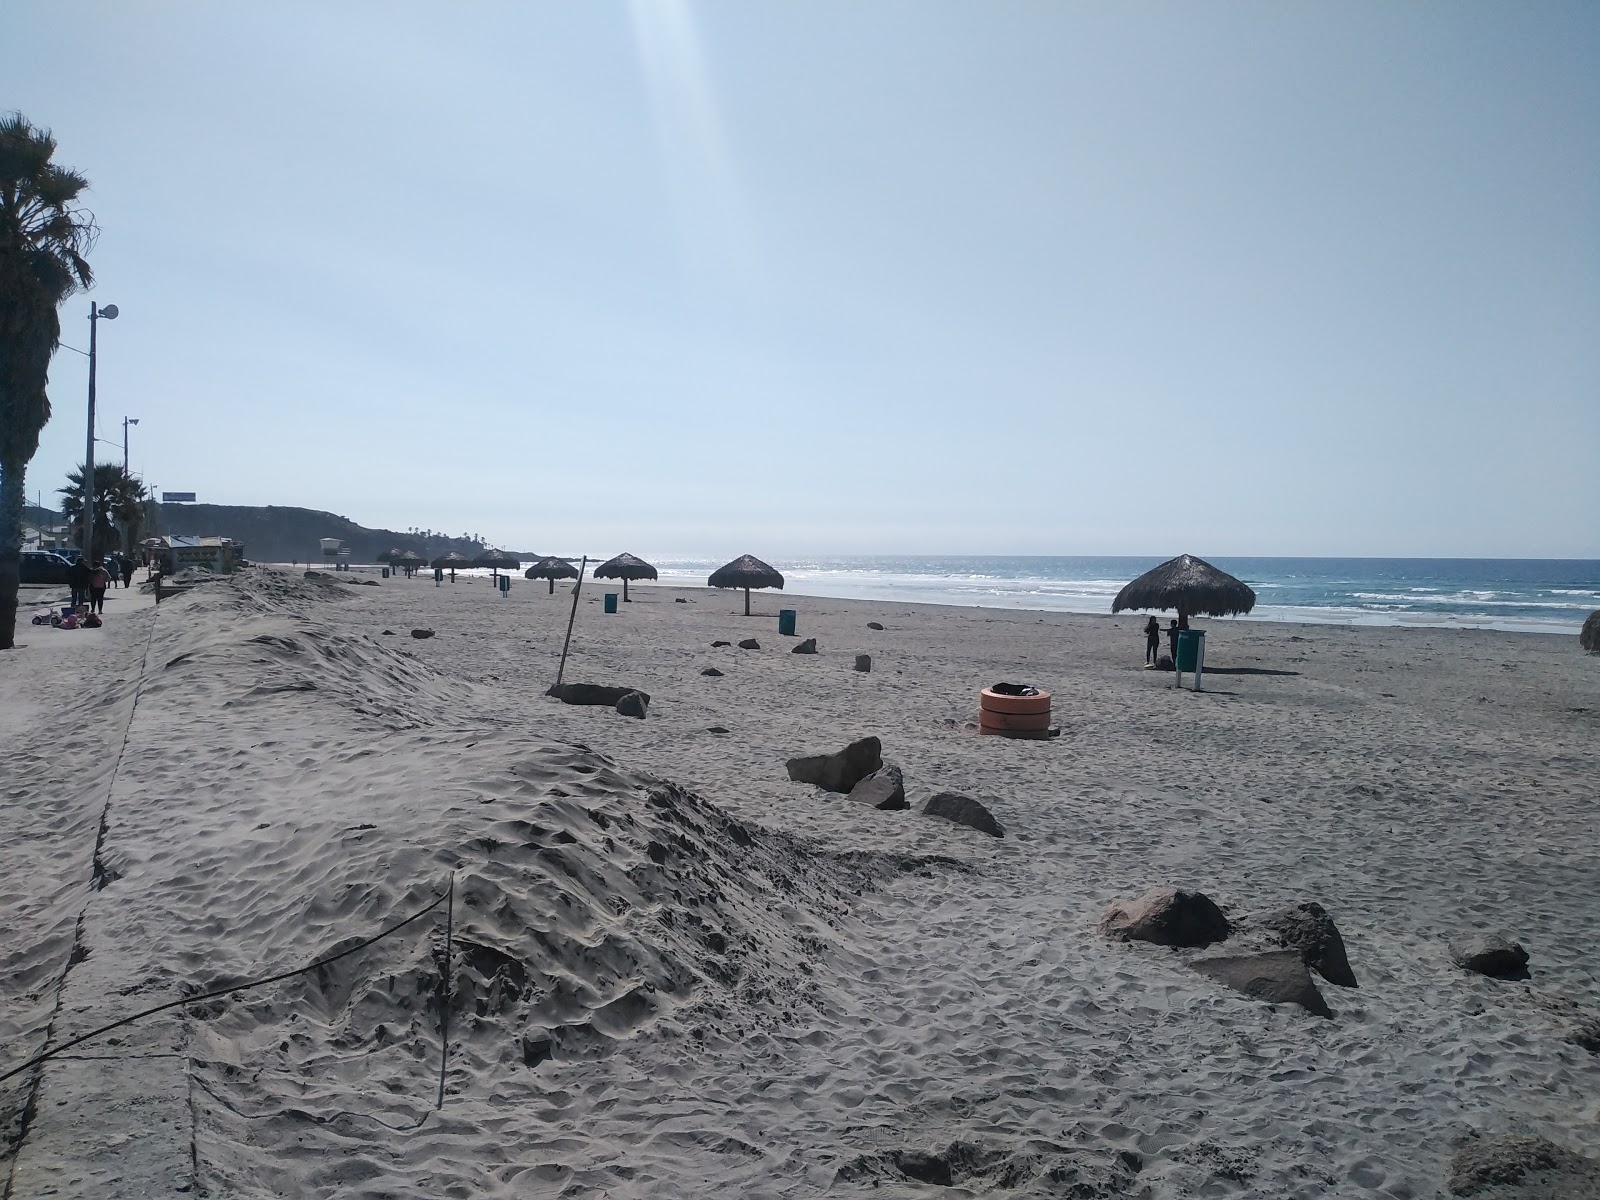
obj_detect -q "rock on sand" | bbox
[786,736,882,794]
[1191,950,1333,1018]
[1098,886,1230,947]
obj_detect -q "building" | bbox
[152,535,243,574]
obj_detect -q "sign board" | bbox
[162,492,197,503]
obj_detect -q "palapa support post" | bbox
[554,556,588,693]
[744,586,750,617]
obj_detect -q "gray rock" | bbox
[615,691,649,719]
[854,654,872,672]
[849,764,907,810]
[791,638,818,654]
[410,628,435,639]
[711,640,731,647]
[675,597,687,603]
[1262,901,1357,987]
[1583,609,1600,654]
[922,792,1003,837]
[738,638,760,650]
[1446,1133,1600,1197]
[867,621,884,631]
[894,1152,952,1187]
[706,726,729,734]
[381,630,394,636]
[701,667,724,677]
[1450,934,1531,979]
[1191,950,1333,1017]
[547,683,651,707]
[1098,887,1229,947]
[785,736,882,794]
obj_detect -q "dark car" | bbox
[20,551,72,585]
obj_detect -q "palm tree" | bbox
[0,113,95,649]
[59,463,146,557]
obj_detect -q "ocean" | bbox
[635,556,1600,635]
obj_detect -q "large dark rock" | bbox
[547,683,651,707]
[922,792,1003,837]
[1582,610,1600,654]
[701,667,724,677]
[867,621,884,631]
[1450,934,1531,979]
[849,764,907,810]
[410,628,435,639]
[1262,901,1357,988]
[738,638,760,650]
[854,654,872,673]
[894,1151,952,1187]
[785,736,882,794]
[1446,1133,1600,1197]
[1192,950,1333,1017]
[791,638,818,654]
[615,691,649,719]
[1098,887,1229,947]
[711,640,731,647]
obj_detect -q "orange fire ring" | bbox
[978,708,1052,732]
[979,687,1052,715]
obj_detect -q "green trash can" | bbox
[1175,629,1205,673]
[778,608,797,636]
[604,592,619,614]
[381,567,390,578]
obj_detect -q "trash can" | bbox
[1175,630,1205,688]
[434,567,443,583]
[778,608,797,636]
[499,575,510,595]
[382,567,390,578]
[604,592,619,614]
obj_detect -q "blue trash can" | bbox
[499,574,510,595]
[604,592,619,614]
[778,608,797,636]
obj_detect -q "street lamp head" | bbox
[128,418,139,426]
[99,304,118,319]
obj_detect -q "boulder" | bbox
[1097,887,1229,947]
[894,1152,952,1187]
[615,691,649,719]
[1582,610,1600,654]
[712,640,731,647]
[701,667,724,677]
[381,630,394,636]
[1450,934,1530,979]
[922,792,1003,837]
[855,654,872,672]
[791,638,818,654]
[738,638,760,650]
[675,598,687,603]
[867,621,885,631]
[547,683,651,707]
[785,736,882,794]
[1191,950,1333,1017]
[849,764,907,810]
[706,726,729,734]
[1155,654,1173,671]
[410,628,435,639]
[1446,1133,1600,1197]
[1261,901,1357,987]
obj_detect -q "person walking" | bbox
[1167,618,1180,663]
[88,560,110,615]
[66,555,92,610]
[120,557,135,589]
[1144,616,1161,665]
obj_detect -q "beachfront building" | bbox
[152,535,243,574]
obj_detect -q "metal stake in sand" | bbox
[437,872,454,1111]
[553,555,589,693]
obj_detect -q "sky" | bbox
[7,1,1598,559]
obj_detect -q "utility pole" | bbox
[123,416,139,471]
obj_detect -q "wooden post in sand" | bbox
[554,556,588,693]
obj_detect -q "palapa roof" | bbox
[393,550,428,566]
[1582,610,1600,654]
[708,554,785,591]
[473,548,522,569]
[376,548,405,563]
[1110,554,1255,617]
[430,551,472,569]
[594,552,657,581]
[525,556,579,581]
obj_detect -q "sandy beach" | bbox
[2,565,1597,1198]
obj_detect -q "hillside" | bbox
[151,503,532,565]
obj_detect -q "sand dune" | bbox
[2,567,1597,1197]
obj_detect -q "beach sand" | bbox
[2,566,1597,1198]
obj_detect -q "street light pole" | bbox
[83,301,118,560]
[123,416,139,472]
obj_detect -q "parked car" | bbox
[20,550,72,585]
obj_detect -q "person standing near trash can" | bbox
[1167,618,1180,662]
[88,560,110,615]
[1144,616,1161,665]
[66,555,92,610]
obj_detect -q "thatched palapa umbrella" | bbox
[594,552,657,602]
[474,548,521,580]
[709,554,785,616]
[525,556,580,594]
[1111,554,1255,621]
[431,551,471,581]
[376,548,404,565]
[394,550,427,578]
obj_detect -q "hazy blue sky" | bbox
[7,2,1597,558]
